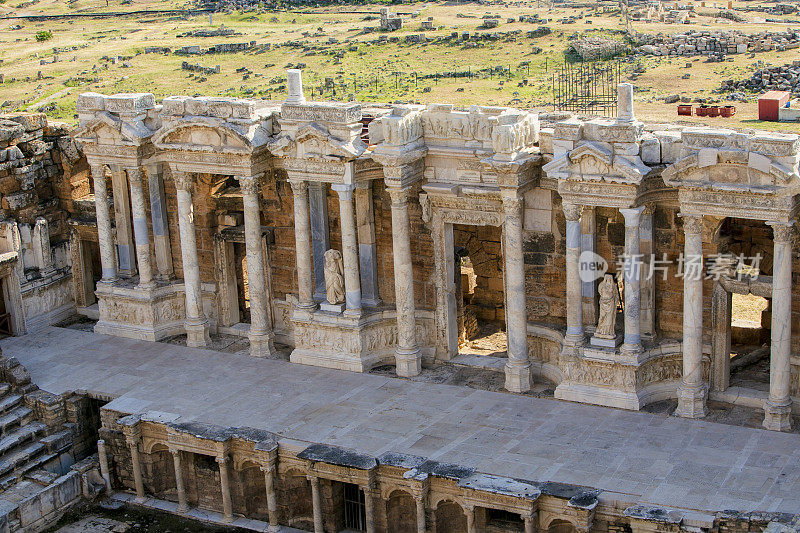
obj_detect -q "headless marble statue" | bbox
[324,249,345,305]
[595,274,619,339]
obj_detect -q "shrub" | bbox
[35,30,52,42]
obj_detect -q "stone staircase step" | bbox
[0,406,33,437]
[0,441,46,477]
[39,428,73,454]
[0,383,10,397]
[0,422,46,457]
[0,394,22,417]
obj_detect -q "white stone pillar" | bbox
[675,214,707,418]
[261,465,278,531]
[127,168,156,289]
[524,513,535,533]
[170,448,188,512]
[286,68,306,105]
[146,163,174,281]
[620,206,645,356]
[308,475,323,533]
[581,206,598,326]
[415,495,426,533]
[564,203,584,346]
[111,166,137,276]
[216,456,233,522]
[290,180,316,311]
[388,186,421,377]
[91,165,118,282]
[332,183,362,316]
[764,222,793,431]
[238,175,276,358]
[174,171,210,347]
[309,182,331,301]
[97,439,112,492]
[125,435,145,502]
[503,191,531,393]
[618,82,635,122]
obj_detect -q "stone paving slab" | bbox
[2,327,800,515]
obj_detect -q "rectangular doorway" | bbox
[342,482,366,531]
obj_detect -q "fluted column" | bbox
[675,214,707,418]
[290,180,315,312]
[91,165,117,282]
[127,167,156,289]
[97,439,112,492]
[620,206,645,356]
[415,495,426,533]
[261,464,278,531]
[308,475,323,533]
[503,190,531,393]
[332,183,362,316]
[564,203,584,346]
[216,456,233,522]
[170,448,188,512]
[174,171,209,347]
[388,186,421,377]
[764,222,793,431]
[125,435,145,502]
[238,175,276,358]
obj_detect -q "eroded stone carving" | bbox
[323,249,345,306]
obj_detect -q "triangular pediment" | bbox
[73,112,152,146]
[293,122,364,161]
[543,141,648,184]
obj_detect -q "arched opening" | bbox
[386,490,416,533]
[233,462,268,521]
[548,519,577,533]
[278,471,314,530]
[435,500,467,533]
[143,445,176,501]
[484,508,525,531]
[453,224,507,358]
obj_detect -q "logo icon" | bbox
[579,251,608,283]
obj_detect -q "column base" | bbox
[395,348,421,377]
[763,399,793,431]
[504,362,531,393]
[343,307,363,319]
[177,504,189,514]
[674,382,708,419]
[137,280,158,291]
[249,330,277,358]
[564,333,584,347]
[185,320,210,348]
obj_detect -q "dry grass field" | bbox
[1,0,800,129]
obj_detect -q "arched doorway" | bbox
[548,519,577,533]
[435,500,467,533]
[386,490,416,533]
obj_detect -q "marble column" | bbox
[356,182,381,306]
[111,166,136,276]
[620,206,645,356]
[174,171,209,347]
[524,513,536,533]
[465,506,476,533]
[362,485,375,533]
[503,191,531,393]
[675,214,707,418]
[125,435,145,502]
[332,183,362,316]
[261,465,278,531]
[216,456,233,522]
[581,206,598,326]
[146,163,173,280]
[309,475,323,533]
[170,448,188,512]
[238,175,276,358]
[309,182,330,301]
[91,165,118,283]
[618,82,635,122]
[126,168,156,289]
[564,203,584,346]
[97,439,112,492]
[388,186,421,377]
[290,181,316,312]
[764,222,793,431]
[415,495,426,533]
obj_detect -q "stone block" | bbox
[104,93,156,113]
[654,131,682,163]
[698,147,718,168]
[748,152,772,174]
[5,113,47,132]
[161,96,189,116]
[76,92,106,113]
[640,133,661,164]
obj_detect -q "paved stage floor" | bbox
[2,327,799,516]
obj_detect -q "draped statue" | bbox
[595,274,619,339]
[324,249,345,305]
